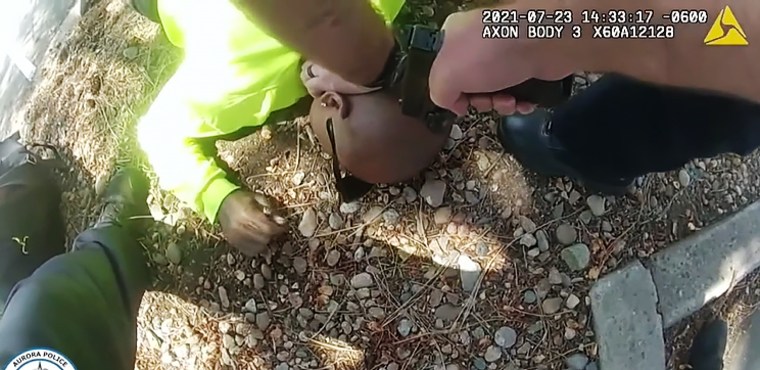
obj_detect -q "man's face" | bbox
[308,91,451,185]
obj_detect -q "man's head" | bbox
[310,91,451,187]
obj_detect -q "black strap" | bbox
[325,118,374,202]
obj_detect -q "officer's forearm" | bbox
[237,0,394,85]
[568,0,760,103]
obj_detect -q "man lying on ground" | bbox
[133,0,450,256]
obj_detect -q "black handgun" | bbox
[393,25,573,132]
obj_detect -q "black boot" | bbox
[92,167,151,233]
[497,109,633,195]
[688,318,728,370]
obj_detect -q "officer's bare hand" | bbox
[218,190,287,256]
[300,61,381,98]
[429,8,574,116]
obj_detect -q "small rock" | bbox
[569,190,582,204]
[473,358,487,370]
[351,273,374,288]
[494,327,517,348]
[678,169,691,187]
[565,353,589,370]
[527,322,543,335]
[261,264,272,279]
[235,323,249,336]
[253,274,265,290]
[458,255,481,293]
[579,211,593,224]
[222,334,235,349]
[465,191,479,204]
[362,206,383,223]
[291,171,305,185]
[299,208,318,237]
[218,287,230,308]
[552,203,565,219]
[369,246,386,258]
[326,250,340,267]
[585,362,598,370]
[368,307,385,319]
[420,180,446,207]
[255,313,270,331]
[219,321,232,334]
[501,208,513,219]
[298,308,314,319]
[397,319,413,337]
[565,327,577,340]
[383,209,400,225]
[476,153,490,171]
[165,243,182,264]
[476,242,489,256]
[244,298,257,313]
[484,346,502,362]
[152,253,167,265]
[274,364,289,370]
[536,230,549,252]
[555,224,577,245]
[548,268,563,285]
[353,247,365,261]
[602,221,613,232]
[328,212,344,229]
[122,46,138,60]
[519,216,537,233]
[527,248,540,257]
[586,195,606,216]
[520,233,537,247]
[435,304,462,321]
[434,207,452,224]
[234,270,245,281]
[293,257,307,275]
[473,327,486,339]
[523,290,537,304]
[560,244,591,271]
[517,342,531,355]
[402,187,417,203]
[450,124,464,140]
[535,279,551,299]
[566,294,581,309]
[429,289,444,307]
[340,202,361,214]
[542,297,563,314]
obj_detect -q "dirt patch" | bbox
[14,0,760,369]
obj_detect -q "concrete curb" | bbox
[590,260,665,370]
[590,201,760,370]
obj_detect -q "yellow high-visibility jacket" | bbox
[137,0,405,222]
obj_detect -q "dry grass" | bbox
[21,0,180,240]
[15,0,760,369]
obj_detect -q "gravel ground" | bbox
[14,1,760,369]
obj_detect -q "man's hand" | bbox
[300,61,381,98]
[218,190,287,256]
[429,9,575,116]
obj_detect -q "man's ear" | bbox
[319,92,351,119]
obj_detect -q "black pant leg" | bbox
[0,137,66,310]
[551,74,760,181]
[0,224,150,370]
